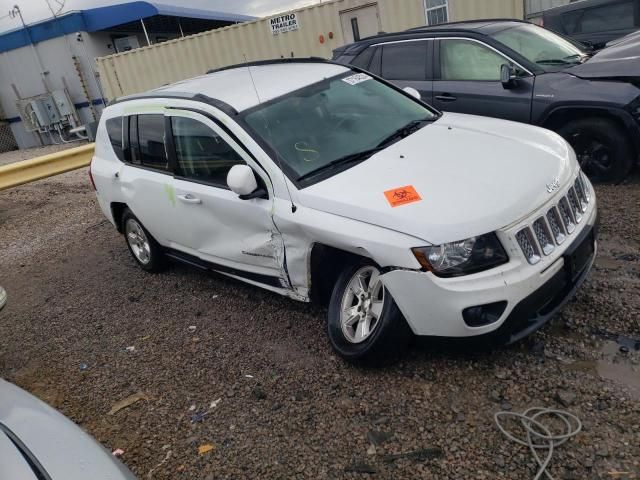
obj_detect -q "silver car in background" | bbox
[0,378,136,479]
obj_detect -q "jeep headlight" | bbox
[412,233,508,277]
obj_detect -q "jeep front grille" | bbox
[516,228,541,265]
[546,207,566,245]
[573,175,589,208]
[558,198,576,234]
[568,187,583,223]
[533,217,555,256]
[515,175,592,264]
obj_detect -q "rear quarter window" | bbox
[105,116,126,162]
[351,47,375,69]
[381,42,428,81]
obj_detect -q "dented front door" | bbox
[165,110,287,284]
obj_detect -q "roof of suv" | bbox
[408,18,526,32]
[335,19,529,55]
[114,60,349,114]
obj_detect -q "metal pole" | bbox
[11,5,50,92]
[178,18,185,37]
[141,19,151,46]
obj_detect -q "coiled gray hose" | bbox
[494,407,582,480]
[0,286,6,310]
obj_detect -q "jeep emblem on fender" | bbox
[546,178,561,193]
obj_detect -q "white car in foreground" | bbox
[0,378,135,479]
[91,59,597,364]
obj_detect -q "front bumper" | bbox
[475,221,596,345]
[380,201,598,341]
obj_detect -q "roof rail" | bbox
[206,57,332,74]
[406,18,529,31]
[109,91,238,116]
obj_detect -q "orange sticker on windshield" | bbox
[384,185,422,207]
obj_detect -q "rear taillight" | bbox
[88,163,96,191]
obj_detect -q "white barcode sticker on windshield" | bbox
[342,73,371,85]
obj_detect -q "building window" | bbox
[424,0,449,26]
[351,17,361,42]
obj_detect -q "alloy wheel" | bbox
[340,266,385,344]
[571,132,613,180]
[125,218,152,265]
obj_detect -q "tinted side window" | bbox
[580,2,634,33]
[137,114,168,171]
[351,47,375,70]
[368,46,382,75]
[561,10,583,34]
[105,117,125,162]
[440,40,505,81]
[381,42,427,80]
[127,116,141,165]
[171,116,243,186]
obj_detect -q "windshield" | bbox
[241,73,437,183]
[491,24,587,71]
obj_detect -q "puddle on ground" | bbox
[565,336,640,400]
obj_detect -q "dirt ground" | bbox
[0,144,639,480]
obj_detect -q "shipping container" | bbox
[96,0,524,99]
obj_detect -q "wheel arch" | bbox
[540,106,639,156]
[110,202,128,233]
[308,243,368,306]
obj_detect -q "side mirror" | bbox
[581,40,595,52]
[227,165,268,200]
[500,64,519,89]
[403,87,421,100]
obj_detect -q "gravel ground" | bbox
[0,144,639,480]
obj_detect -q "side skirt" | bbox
[164,248,290,291]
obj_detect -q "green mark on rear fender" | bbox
[164,184,176,207]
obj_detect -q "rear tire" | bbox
[557,117,633,184]
[327,259,412,366]
[122,208,165,272]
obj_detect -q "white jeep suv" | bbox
[90,59,598,364]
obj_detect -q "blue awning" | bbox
[0,1,255,54]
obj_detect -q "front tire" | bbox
[327,259,412,365]
[122,209,165,272]
[557,117,633,184]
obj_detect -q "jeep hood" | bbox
[569,32,640,79]
[297,113,576,245]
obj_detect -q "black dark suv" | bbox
[541,0,639,50]
[334,19,640,183]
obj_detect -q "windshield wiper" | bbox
[536,57,582,66]
[376,118,432,149]
[297,147,384,182]
[297,118,433,182]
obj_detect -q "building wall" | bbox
[0,32,111,148]
[97,0,523,100]
[450,0,524,21]
[525,0,572,18]
[96,0,420,100]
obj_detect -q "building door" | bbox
[340,4,381,44]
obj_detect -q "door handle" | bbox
[435,94,457,102]
[177,194,202,204]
